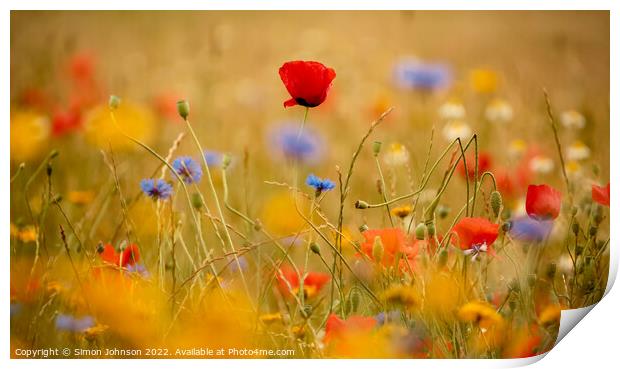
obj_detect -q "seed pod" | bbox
[575,244,584,256]
[222,154,232,170]
[46,162,53,176]
[426,222,436,237]
[372,141,382,157]
[437,248,449,268]
[108,95,121,110]
[592,205,604,225]
[191,193,203,210]
[546,263,557,279]
[490,190,502,217]
[348,288,361,313]
[177,99,190,120]
[310,242,321,255]
[355,200,369,209]
[589,225,598,237]
[372,236,384,264]
[572,222,580,236]
[437,205,450,219]
[415,223,427,240]
[359,224,369,232]
[501,221,512,233]
[253,219,262,231]
[527,274,537,288]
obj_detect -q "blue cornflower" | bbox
[55,314,95,332]
[306,174,336,195]
[509,216,553,243]
[127,263,150,278]
[269,123,324,164]
[204,150,224,167]
[393,57,452,92]
[140,178,173,200]
[172,156,203,184]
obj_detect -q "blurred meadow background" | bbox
[10,11,610,359]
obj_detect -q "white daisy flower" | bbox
[438,100,466,120]
[560,110,586,130]
[442,120,472,142]
[382,143,410,167]
[485,98,513,124]
[566,141,591,161]
[529,155,554,174]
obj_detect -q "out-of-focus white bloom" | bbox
[566,140,591,161]
[438,99,466,120]
[558,254,574,274]
[512,197,527,217]
[560,110,586,130]
[508,139,527,159]
[442,120,472,142]
[565,160,583,179]
[529,155,554,174]
[485,98,513,124]
[382,143,410,167]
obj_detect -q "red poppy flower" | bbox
[360,228,417,268]
[279,61,336,108]
[276,265,330,298]
[592,182,610,207]
[452,217,499,251]
[324,313,376,344]
[51,108,82,136]
[526,184,562,220]
[98,243,140,267]
[457,152,492,180]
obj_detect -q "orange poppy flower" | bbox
[592,182,610,207]
[97,243,140,268]
[360,228,418,268]
[324,313,376,344]
[452,217,499,253]
[276,265,330,299]
[526,184,562,220]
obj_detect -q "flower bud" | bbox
[355,200,369,209]
[253,219,263,231]
[359,224,369,233]
[592,205,604,225]
[546,263,557,279]
[108,95,121,110]
[572,222,580,236]
[490,190,502,217]
[437,205,450,219]
[527,274,537,287]
[177,99,190,120]
[426,222,436,237]
[589,225,598,237]
[301,305,313,319]
[415,223,426,240]
[348,288,361,313]
[372,141,382,157]
[50,149,60,159]
[437,248,449,268]
[310,242,321,255]
[46,162,53,176]
[221,153,232,170]
[191,193,203,210]
[575,244,584,256]
[372,236,384,264]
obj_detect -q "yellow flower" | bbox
[10,111,50,162]
[458,301,503,329]
[470,69,499,94]
[68,190,96,206]
[538,304,562,325]
[260,192,308,236]
[83,102,155,151]
[383,285,418,310]
[10,224,38,243]
[83,324,109,341]
[259,312,283,325]
[391,205,412,219]
[508,139,527,158]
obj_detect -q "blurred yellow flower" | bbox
[391,205,412,219]
[68,190,96,205]
[383,284,419,310]
[10,111,50,162]
[83,102,155,151]
[425,273,460,315]
[508,139,527,158]
[538,304,562,325]
[259,312,283,325]
[260,192,308,236]
[457,301,503,329]
[10,224,38,243]
[470,69,499,94]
